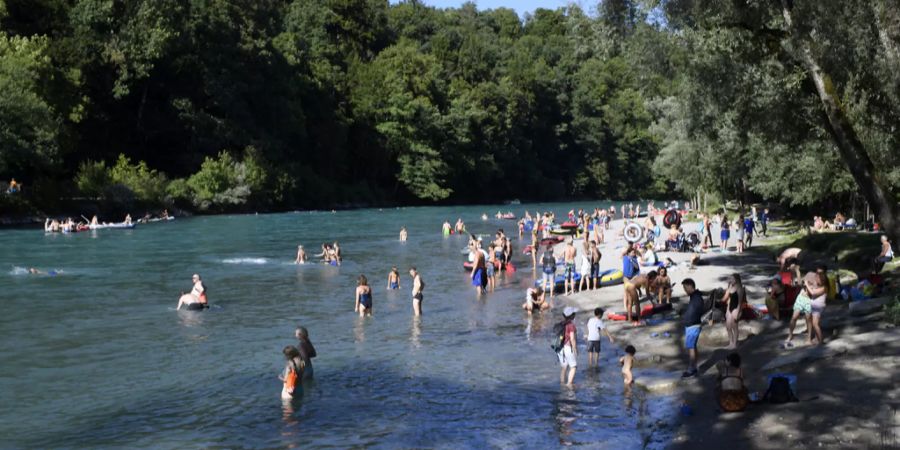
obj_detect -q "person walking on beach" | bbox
[681,278,704,377]
[586,307,615,367]
[410,267,424,316]
[557,307,578,386]
[719,214,730,251]
[355,274,373,317]
[759,208,769,236]
[295,326,317,380]
[702,213,713,249]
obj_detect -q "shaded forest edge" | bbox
[0,1,898,237]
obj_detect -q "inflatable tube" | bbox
[624,223,643,243]
[500,214,516,220]
[89,223,136,230]
[523,245,533,255]
[550,228,576,236]
[663,210,681,228]
[184,302,208,311]
[599,269,624,286]
[540,236,565,246]
[560,222,578,230]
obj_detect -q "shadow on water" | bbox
[20,360,666,449]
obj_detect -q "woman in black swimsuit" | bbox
[720,274,746,349]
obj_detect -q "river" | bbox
[1,203,676,448]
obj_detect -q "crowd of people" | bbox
[158,199,895,415]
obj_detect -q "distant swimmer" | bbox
[27,268,58,276]
[124,214,133,226]
[410,267,424,316]
[442,221,452,236]
[355,274,373,316]
[387,266,401,290]
[399,227,408,242]
[177,273,208,311]
[295,245,307,264]
[481,213,488,221]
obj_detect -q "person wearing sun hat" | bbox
[557,306,579,386]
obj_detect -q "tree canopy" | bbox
[0,0,897,236]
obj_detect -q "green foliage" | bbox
[108,154,168,204]
[185,148,267,211]
[3,0,896,216]
[74,160,110,198]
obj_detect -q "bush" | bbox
[108,154,168,204]
[75,160,111,199]
[75,155,168,205]
[185,147,268,211]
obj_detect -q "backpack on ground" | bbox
[550,320,567,352]
[763,376,798,404]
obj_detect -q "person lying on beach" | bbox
[620,345,636,385]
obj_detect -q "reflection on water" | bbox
[0,204,676,448]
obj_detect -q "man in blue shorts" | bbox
[681,278,704,378]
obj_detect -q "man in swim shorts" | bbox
[410,267,424,316]
[471,240,487,295]
[681,278,704,377]
[563,239,576,296]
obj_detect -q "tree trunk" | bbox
[782,1,900,243]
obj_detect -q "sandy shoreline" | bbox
[539,217,898,448]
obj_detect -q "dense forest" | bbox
[0,0,897,237]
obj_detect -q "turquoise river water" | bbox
[1,203,677,449]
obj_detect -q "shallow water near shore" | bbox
[1,203,678,448]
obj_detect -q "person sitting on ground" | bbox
[652,267,673,304]
[619,345,636,385]
[295,326,317,380]
[832,212,846,230]
[666,224,682,250]
[874,235,894,273]
[522,287,549,314]
[716,352,749,412]
[7,178,19,193]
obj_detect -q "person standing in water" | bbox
[295,245,307,264]
[279,346,304,400]
[471,240,487,295]
[410,267,424,316]
[399,227,408,242]
[295,326,317,380]
[442,221,452,236]
[355,274,373,316]
[387,266,401,290]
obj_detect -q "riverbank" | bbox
[549,221,898,448]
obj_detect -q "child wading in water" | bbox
[620,345,636,385]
